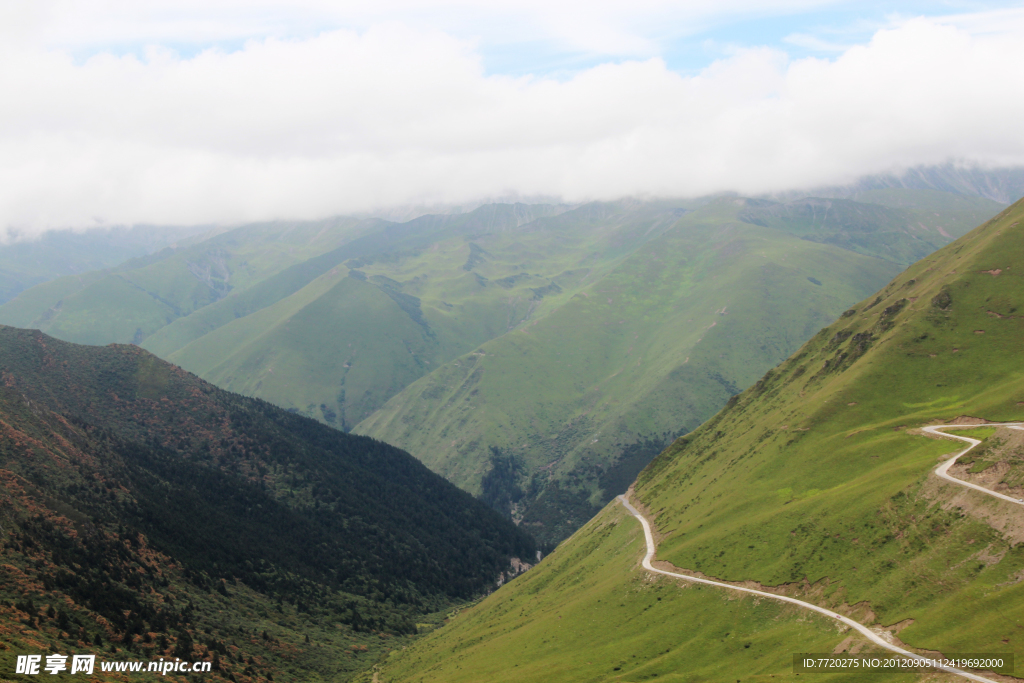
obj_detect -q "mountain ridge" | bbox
[0,325,536,681]
[0,189,1011,548]
[354,197,904,542]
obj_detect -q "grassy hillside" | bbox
[0,192,1007,550]
[172,271,454,430]
[738,193,1002,265]
[374,198,1024,682]
[356,198,902,543]
[628,198,1024,651]
[951,426,1024,493]
[0,326,536,682]
[377,503,886,683]
[0,224,211,305]
[165,201,685,428]
[806,163,1024,205]
[143,203,568,358]
[0,217,377,344]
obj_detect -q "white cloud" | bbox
[782,32,852,52]
[1,7,1024,235]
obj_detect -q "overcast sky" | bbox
[3,1,1024,236]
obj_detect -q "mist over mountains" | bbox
[5,2,1024,679]
[0,165,1018,548]
[1,152,1023,683]
[770,163,1024,205]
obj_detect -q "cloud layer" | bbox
[2,8,1024,234]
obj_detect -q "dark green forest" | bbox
[0,326,535,682]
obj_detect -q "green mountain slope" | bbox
[854,163,1024,204]
[738,193,1002,265]
[0,217,377,344]
[143,203,568,358]
[628,200,1024,649]
[801,163,1024,205]
[0,326,536,681]
[163,201,683,428]
[356,198,902,543]
[0,224,211,305]
[378,503,886,683]
[0,191,1008,551]
[377,198,1024,682]
[172,270,455,430]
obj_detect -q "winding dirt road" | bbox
[618,420,1024,683]
[927,423,1024,505]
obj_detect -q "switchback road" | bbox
[618,420,1024,683]
[926,423,1024,505]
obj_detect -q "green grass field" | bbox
[633,199,1024,652]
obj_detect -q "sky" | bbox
[2,1,1024,236]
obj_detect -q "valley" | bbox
[0,182,1010,546]
[375,196,1024,681]
[7,5,1024,681]
[0,328,534,682]
[0,179,1021,683]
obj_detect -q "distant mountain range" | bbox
[0,224,214,305]
[778,162,1024,204]
[0,328,534,681]
[354,196,906,541]
[0,165,1019,546]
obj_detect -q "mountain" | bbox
[374,197,1024,682]
[152,202,574,428]
[0,224,213,305]
[353,191,1011,544]
[786,163,1024,205]
[737,192,1007,265]
[0,189,1008,547]
[0,327,535,681]
[354,197,903,543]
[0,216,384,346]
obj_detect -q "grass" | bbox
[376,503,917,683]
[947,426,1024,488]
[939,426,998,472]
[0,217,372,345]
[377,198,1024,681]
[176,272,448,429]
[356,198,900,543]
[0,225,211,305]
[633,198,1024,653]
[163,201,664,429]
[0,194,1007,548]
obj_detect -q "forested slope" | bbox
[0,327,535,681]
